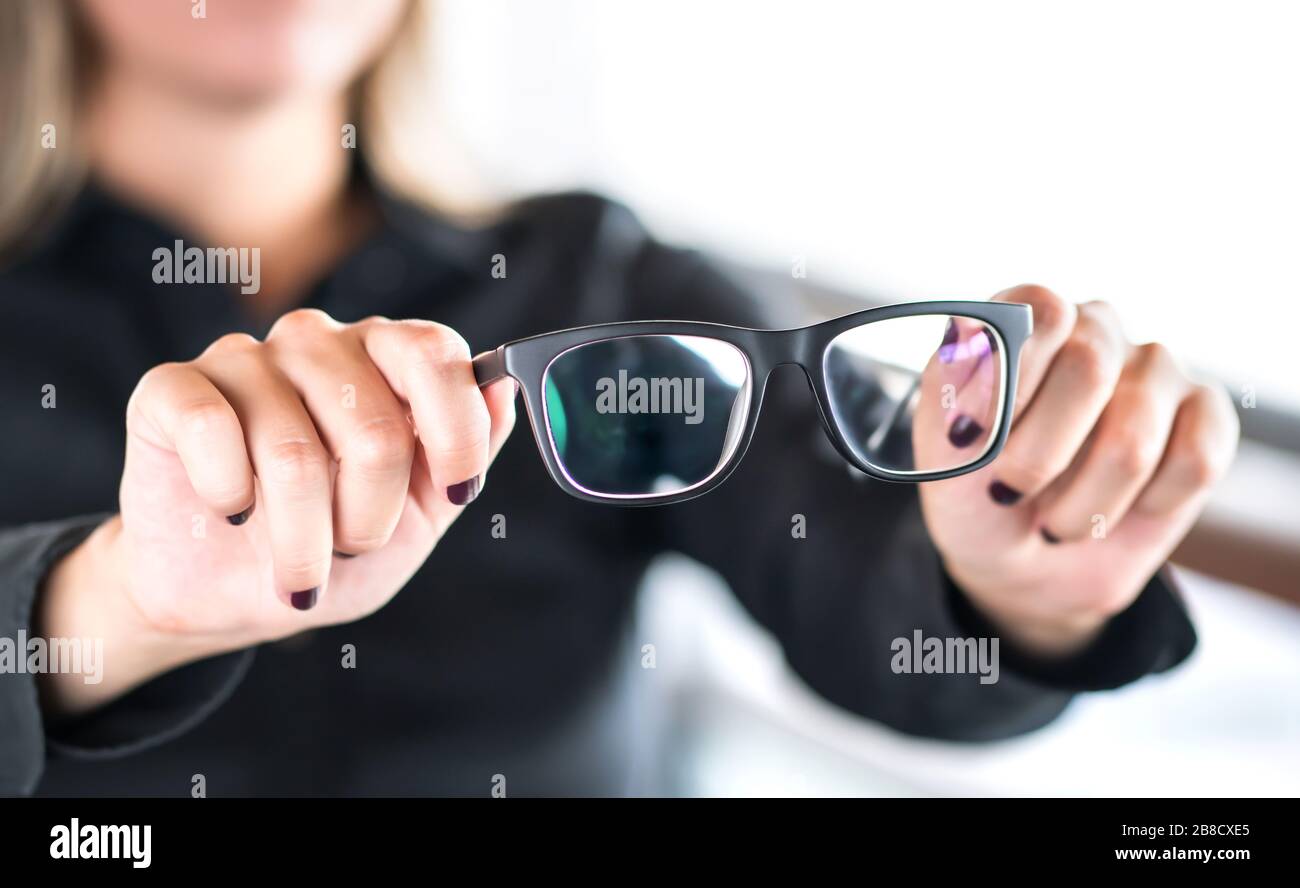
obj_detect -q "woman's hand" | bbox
[918,285,1240,657]
[40,310,516,714]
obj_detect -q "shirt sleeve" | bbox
[621,230,1198,741]
[0,515,254,796]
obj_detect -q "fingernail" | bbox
[447,475,481,506]
[939,319,959,363]
[226,503,254,526]
[988,481,1022,505]
[947,414,984,448]
[290,588,319,610]
[1040,528,1061,545]
[333,550,357,560]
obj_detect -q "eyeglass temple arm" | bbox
[472,346,508,388]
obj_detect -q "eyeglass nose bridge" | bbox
[750,324,820,374]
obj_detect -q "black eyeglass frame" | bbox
[473,300,1033,506]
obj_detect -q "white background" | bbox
[436,0,1300,409]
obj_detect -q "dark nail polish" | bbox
[333,550,357,560]
[447,475,481,506]
[947,414,984,448]
[1041,528,1061,545]
[290,588,319,610]
[226,504,254,525]
[939,319,959,363]
[988,481,1022,505]
[942,318,958,346]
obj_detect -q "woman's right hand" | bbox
[40,310,517,715]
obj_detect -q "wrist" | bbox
[36,516,216,717]
[943,559,1111,658]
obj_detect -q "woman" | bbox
[0,0,1238,796]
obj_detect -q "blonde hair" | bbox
[0,1,83,261]
[0,0,482,264]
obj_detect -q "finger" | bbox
[480,375,519,460]
[1133,381,1239,516]
[198,343,333,610]
[405,373,520,524]
[267,310,415,558]
[361,319,493,506]
[127,352,255,521]
[986,301,1129,501]
[912,317,1000,472]
[941,322,1001,453]
[990,285,1077,418]
[1035,343,1186,542]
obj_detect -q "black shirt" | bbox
[0,179,1196,796]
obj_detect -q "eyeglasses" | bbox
[472,301,1032,505]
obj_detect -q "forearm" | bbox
[773,486,1079,740]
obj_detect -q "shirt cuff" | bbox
[944,564,1198,692]
[46,649,255,761]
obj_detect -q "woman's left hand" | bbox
[918,284,1240,656]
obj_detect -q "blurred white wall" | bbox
[434,0,1300,411]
